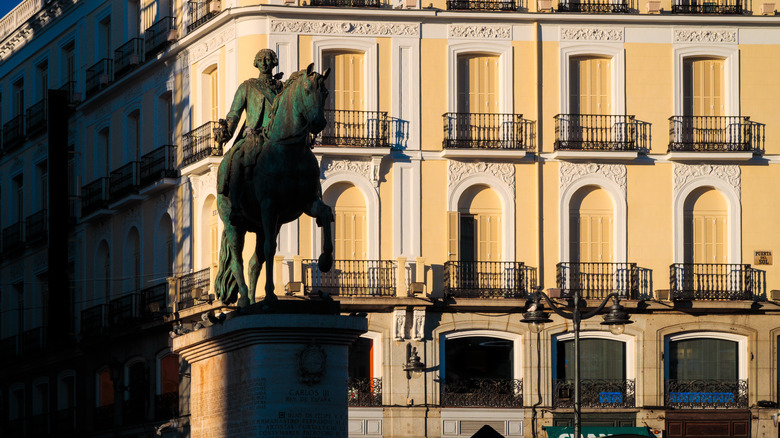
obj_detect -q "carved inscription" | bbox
[259,411,347,436]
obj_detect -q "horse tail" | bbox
[215,231,239,305]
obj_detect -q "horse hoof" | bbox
[237,296,250,308]
[318,253,333,272]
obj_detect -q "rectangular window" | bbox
[12,79,24,116]
[38,161,48,212]
[684,58,724,117]
[210,69,219,122]
[63,42,76,84]
[570,57,611,115]
[324,51,365,111]
[98,16,111,60]
[457,54,499,114]
[13,174,23,222]
[334,210,367,260]
[36,61,49,100]
[14,282,24,335]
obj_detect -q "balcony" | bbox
[442,112,535,152]
[0,335,18,360]
[302,259,396,297]
[553,379,635,408]
[555,114,639,153]
[668,116,759,155]
[142,282,169,320]
[20,327,45,355]
[81,177,110,217]
[26,209,47,243]
[310,0,382,6]
[155,391,179,420]
[446,0,516,10]
[3,114,25,150]
[94,404,114,429]
[556,262,640,300]
[665,379,748,408]
[348,378,382,406]
[145,16,176,59]
[54,407,76,434]
[108,293,142,327]
[81,304,106,336]
[114,38,144,79]
[315,110,389,148]
[558,0,630,11]
[188,1,220,33]
[59,81,81,106]
[441,378,523,407]
[140,145,177,189]
[182,121,222,168]
[178,267,211,310]
[123,399,146,424]
[109,161,141,203]
[669,263,757,301]
[443,261,536,299]
[671,0,742,13]
[2,221,24,253]
[85,58,113,98]
[29,412,51,436]
[25,98,47,138]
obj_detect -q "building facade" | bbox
[1,0,780,437]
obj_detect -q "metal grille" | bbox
[108,293,142,326]
[446,0,516,9]
[25,98,47,137]
[442,113,535,151]
[178,268,211,309]
[665,379,748,408]
[142,282,168,320]
[81,177,109,216]
[140,144,178,186]
[188,1,220,33]
[315,110,389,148]
[557,0,630,11]
[145,16,176,58]
[554,114,638,151]
[348,378,382,406]
[155,391,179,420]
[182,121,223,166]
[2,221,24,252]
[302,259,396,296]
[86,58,113,98]
[310,0,382,6]
[81,304,106,335]
[443,261,534,299]
[441,378,523,407]
[3,114,24,149]
[114,38,143,79]
[58,81,80,105]
[671,0,742,13]
[109,161,140,201]
[556,262,640,299]
[669,263,755,300]
[668,116,754,152]
[553,379,635,408]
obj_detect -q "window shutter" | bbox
[448,211,459,262]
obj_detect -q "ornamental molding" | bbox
[189,168,217,199]
[188,23,235,63]
[270,19,419,37]
[448,161,515,193]
[412,308,425,341]
[674,29,737,44]
[393,308,406,341]
[321,157,382,189]
[673,163,741,199]
[155,192,175,221]
[0,0,79,62]
[560,27,623,42]
[559,162,627,193]
[449,24,511,40]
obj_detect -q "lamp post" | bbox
[520,290,633,438]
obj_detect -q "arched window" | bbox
[125,361,147,422]
[201,195,218,267]
[95,241,111,302]
[156,353,179,419]
[158,91,174,145]
[453,185,502,263]
[155,214,174,278]
[126,110,141,161]
[348,333,382,407]
[570,186,613,263]
[684,187,727,264]
[324,183,367,261]
[97,368,114,407]
[123,228,141,293]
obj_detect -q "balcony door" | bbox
[684,188,727,264]
[684,58,724,118]
[323,51,364,145]
[570,186,613,263]
[569,56,611,115]
[456,54,499,145]
[327,183,367,261]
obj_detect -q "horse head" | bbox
[296,63,330,136]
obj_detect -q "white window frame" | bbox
[664,331,748,380]
[447,41,512,114]
[56,370,77,411]
[312,38,378,112]
[673,46,740,117]
[316,175,379,260]
[559,43,626,115]
[439,329,523,383]
[552,331,636,381]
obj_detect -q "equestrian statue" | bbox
[214,49,334,308]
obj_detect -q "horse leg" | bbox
[260,202,279,301]
[308,199,334,272]
[247,232,265,305]
[225,223,251,308]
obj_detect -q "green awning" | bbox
[543,426,654,438]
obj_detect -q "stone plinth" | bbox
[173,312,367,437]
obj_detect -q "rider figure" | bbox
[215,49,284,221]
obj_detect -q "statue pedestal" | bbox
[173,311,367,437]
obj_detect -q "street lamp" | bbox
[521,290,633,438]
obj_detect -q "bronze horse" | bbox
[214,64,334,307]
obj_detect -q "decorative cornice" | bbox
[560,27,623,42]
[189,168,217,199]
[448,161,515,193]
[321,157,384,189]
[674,29,737,44]
[0,0,79,62]
[559,162,627,193]
[449,24,511,40]
[270,20,419,37]
[673,163,741,199]
[189,23,235,63]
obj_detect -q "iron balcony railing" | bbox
[25,209,47,243]
[86,58,113,98]
[556,262,639,300]
[188,1,220,33]
[671,0,742,13]
[348,378,382,407]
[109,161,141,202]
[443,113,536,151]
[81,304,106,336]
[553,379,636,408]
[315,110,389,148]
[665,379,748,408]
[114,38,144,79]
[59,81,80,105]
[82,177,110,216]
[0,335,18,359]
[441,378,523,408]
[558,0,630,11]
[141,282,168,320]
[669,263,756,301]
[446,0,516,10]
[108,293,142,326]
[55,407,76,434]
[94,404,114,429]
[555,114,638,151]
[141,144,177,186]
[25,98,47,137]
[178,267,211,310]
[443,261,536,299]
[302,259,396,296]
[3,114,25,149]
[145,16,176,58]
[668,116,755,152]
[311,0,382,6]
[3,221,24,252]
[20,326,45,355]
[123,398,146,424]
[182,121,223,166]
[155,391,179,420]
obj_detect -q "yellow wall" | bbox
[420,39,447,151]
